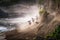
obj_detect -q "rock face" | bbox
[0,33,6,40]
[43,0,60,13]
[0,0,60,40]
[38,0,60,37]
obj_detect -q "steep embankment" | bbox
[37,0,60,38]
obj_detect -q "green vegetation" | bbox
[39,8,46,15]
[39,0,44,4]
[46,25,60,39]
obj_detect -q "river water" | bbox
[0,4,40,33]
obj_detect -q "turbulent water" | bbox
[0,0,60,40]
[0,3,40,32]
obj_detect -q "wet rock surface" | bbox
[0,0,60,40]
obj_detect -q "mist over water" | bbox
[0,3,40,32]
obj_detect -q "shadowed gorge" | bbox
[0,0,60,40]
[0,0,37,7]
